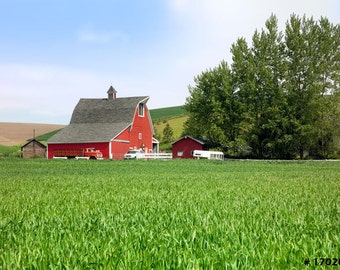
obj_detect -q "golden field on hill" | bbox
[0,122,66,146]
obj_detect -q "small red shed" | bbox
[47,86,158,160]
[172,136,206,159]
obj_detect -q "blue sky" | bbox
[1,0,339,124]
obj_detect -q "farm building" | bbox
[21,139,47,158]
[47,86,157,160]
[172,136,207,159]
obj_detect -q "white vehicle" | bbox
[192,150,224,160]
[124,149,144,159]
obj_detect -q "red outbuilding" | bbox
[171,136,207,159]
[47,86,158,160]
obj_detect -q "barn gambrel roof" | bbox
[47,96,149,144]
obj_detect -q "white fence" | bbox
[137,153,173,160]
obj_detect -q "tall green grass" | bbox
[0,145,21,158]
[0,159,339,269]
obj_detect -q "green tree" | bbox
[246,15,291,158]
[285,15,319,158]
[285,15,340,158]
[185,14,340,159]
[229,37,255,156]
[311,17,340,157]
[162,123,174,143]
[231,15,293,158]
[184,61,243,153]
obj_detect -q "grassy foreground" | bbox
[0,159,339,269]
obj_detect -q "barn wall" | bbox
[22,141,46,158]
[111,140,131,160]
[111,104,154,160]
[130,104,153,153]
[47,142,109,159]
[172,138,204,159]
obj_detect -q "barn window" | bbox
[138,103,144,117]
[177,151,183,157]
[139,133,142,140]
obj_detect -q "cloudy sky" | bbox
[1,0,339,124]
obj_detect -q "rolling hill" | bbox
[0,122,66,146]
[150,106,187,120]
[150,106,188,144]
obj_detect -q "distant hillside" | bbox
[153,115,188,140]
[0,122,66,157]
[0,122,66,146]
[150,106,187,120]
[35,129,63,142]
[151,106,188,150]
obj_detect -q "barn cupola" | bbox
[107,85,117,100]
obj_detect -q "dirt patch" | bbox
[0,122,66,146]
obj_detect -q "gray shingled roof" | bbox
[48,96,149,143]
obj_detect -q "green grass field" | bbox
[0,159,339,269]
[150,106,187,121]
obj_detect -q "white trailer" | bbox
[192,150,224,160]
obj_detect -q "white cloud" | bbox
[0,64,115,122]
[164,0,340,82]
[0,63,185,123]
[169,0,191,12]
[77,28,128,44]
[168,0,340,55]
[162,0,340,106]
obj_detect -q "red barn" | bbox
[172,136,206,159]
[47,86,158,160]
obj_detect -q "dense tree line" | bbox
[184,14,340,159]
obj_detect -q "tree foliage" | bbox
[184,14,340,159]
[162,123,174,143]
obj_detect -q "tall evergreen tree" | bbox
[285,15,319,158]
[285,15,340,158]
[230,37,255,155]
[311,17,340,157]
[162,123,174,143]
[248,15,291,158]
